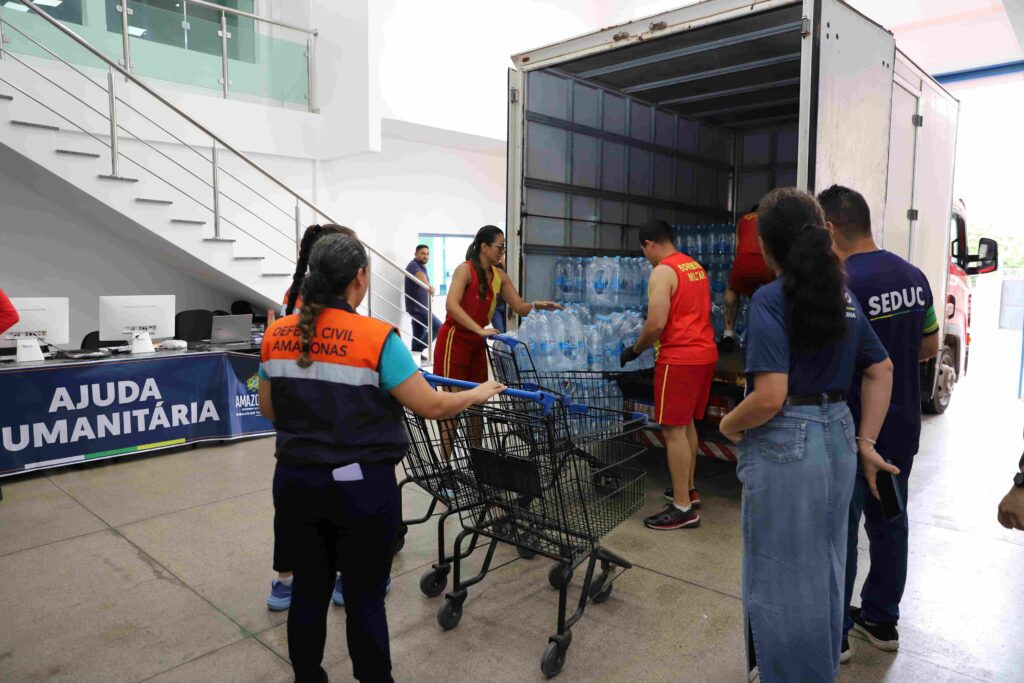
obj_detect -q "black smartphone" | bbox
[876,462,905,520]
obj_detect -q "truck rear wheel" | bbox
[925,346,956,415]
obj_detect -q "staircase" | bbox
[0,2,433,350]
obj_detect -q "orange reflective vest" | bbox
[260,300,406,466]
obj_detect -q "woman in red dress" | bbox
[436,225,560,381]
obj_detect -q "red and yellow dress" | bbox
[436,262,501,382]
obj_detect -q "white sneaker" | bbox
[840,636,852,664]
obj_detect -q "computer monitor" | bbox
[0,297,70,348]
[99,295,176,341]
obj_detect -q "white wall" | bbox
[0,168,243,346]
[372,0,667,141]
[313,119,505,326]
[946,75,1024,233]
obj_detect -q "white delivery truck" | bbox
[505,0,999,458]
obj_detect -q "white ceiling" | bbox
[619,0,1024,75]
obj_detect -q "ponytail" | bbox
[296,283,326,369]
[468,225,503,299]
[757,189,847,353]
[295,233,368,368]
[286,223,358,315]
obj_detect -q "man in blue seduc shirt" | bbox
[819,185,941,664]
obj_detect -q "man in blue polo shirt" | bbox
[819,185,941,663]
[405,244,441,356]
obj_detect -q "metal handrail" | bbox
[15,0,429,295]
[0,23,297,248]
[0,70,294,263]
[5,17,293,227]
[372,273,430,316]
[184,0,317,36]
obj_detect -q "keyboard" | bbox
[58,350,113,360]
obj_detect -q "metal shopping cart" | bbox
[398,403,494,597]
[487,334,627,410]
[424,374,646,678]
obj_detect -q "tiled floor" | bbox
[2,321,1022,681]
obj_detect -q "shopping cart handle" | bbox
[567,403,590,415]
[420,372,558,414]
[565,402,649,426]
[490,334,522,347]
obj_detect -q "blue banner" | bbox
[0,352,274,477]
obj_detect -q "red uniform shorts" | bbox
[436,323,488,383]
[728,254,775,297]
[654,361,716,427]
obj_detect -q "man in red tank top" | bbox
[722,207,775,349]
[620,220,718,531]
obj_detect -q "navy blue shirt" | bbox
[846,250,937,460]
[405,259,429,312]
[745,279,888,396]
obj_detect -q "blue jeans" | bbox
[844,462,911,631]
[737,400,857,683]
[409,307,442,353]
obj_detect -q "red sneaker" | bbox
[662,488,702,510]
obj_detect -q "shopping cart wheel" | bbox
[540,632,571,678]
[437,596,464,631]
[393,525,408,555]
[516,546,536,560]
[419,566,449,598]
[587,571,613,604]
[548,562,573,590]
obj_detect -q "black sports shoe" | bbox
[644,504,700,530]
[851,606,899,651]
[662,487,702,509]
[840,635,852,664]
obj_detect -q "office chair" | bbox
[174,310,214,343]
[81,331,122,350]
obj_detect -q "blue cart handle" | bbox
[565,402,649,426]
[420,372,557,414]
[490,334,522,347]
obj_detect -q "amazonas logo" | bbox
[235,374,261,410]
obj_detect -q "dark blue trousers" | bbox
[409,307,441,353]
[844,461,912,631]
[273,461,399,683]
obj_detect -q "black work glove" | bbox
[619,347,639,368]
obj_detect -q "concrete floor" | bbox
[2,300,1023,681]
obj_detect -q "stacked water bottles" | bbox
[669,223,751,345]
[501,308,628,416]
[553,256,651,309]
[539,256,654,374]
[513,306,655,374]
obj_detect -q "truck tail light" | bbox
[704,394,736,428]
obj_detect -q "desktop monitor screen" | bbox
[1,297,70,347]
[99,295,176,341]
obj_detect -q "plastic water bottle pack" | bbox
[516,308,655,374]
[539,222,742,361]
